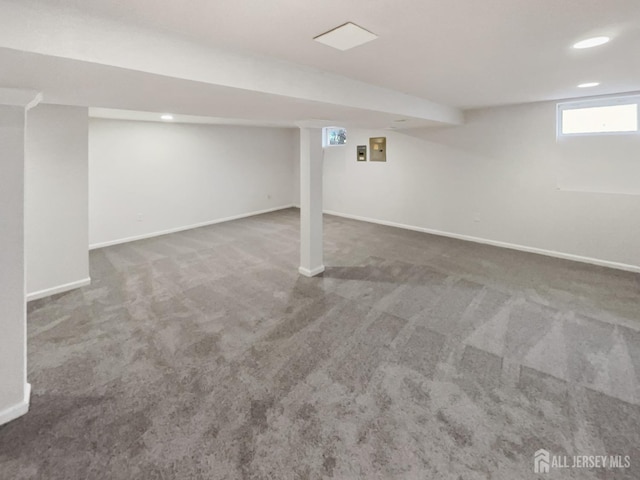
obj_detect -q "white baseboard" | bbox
[27,277,91,302]
[323,210,640,274]
[89,205,295,250]
[299,265,325,277]
[0,383,31,426]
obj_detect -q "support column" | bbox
[0,88,41,426]
[298,127,324,277]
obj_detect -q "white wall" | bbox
[0,103,28,424]
[26,104,89,300]
[89,119,297,247]
[322,101,640,270]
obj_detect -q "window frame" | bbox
[556,94,640,139]
[322,126,347,147]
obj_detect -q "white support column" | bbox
[0,88,41,426]
[298,127,325,277]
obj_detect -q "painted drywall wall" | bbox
[322,100,640,270]
[89,119,297,247]
[0,104,28,423]
[25,104,90,300]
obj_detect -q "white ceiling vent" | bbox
[313,22,378,51]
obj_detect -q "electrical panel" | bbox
[369,137,386,162]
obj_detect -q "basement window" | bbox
[557,95,639,137]
[322,127,347,147]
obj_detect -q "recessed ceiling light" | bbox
[573,36,610,49]
[578,82,600,88]
[314,22,378,51]
[161,114,174,121]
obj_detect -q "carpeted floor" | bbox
[1,208,639,479]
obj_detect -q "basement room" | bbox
[0,0,639,478]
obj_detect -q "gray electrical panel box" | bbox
[357,145,367,161]
[369,137,386,162]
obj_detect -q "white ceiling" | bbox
[22,0,640,109]
[1,0,638,127]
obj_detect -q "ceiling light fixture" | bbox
[577,82,600,88]
[161,114,174,121]
[573,36,610,49]
[314,22,378,51]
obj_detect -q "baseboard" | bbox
[323,210,640,274]
[26,277,91,302]
[0,383,31,426]
[89,205,295,250]
[299,265,325,277]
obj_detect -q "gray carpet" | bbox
[1,208,639,479]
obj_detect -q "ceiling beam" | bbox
[0,1,463,126]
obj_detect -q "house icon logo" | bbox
[535,449,550,473]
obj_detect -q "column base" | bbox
[298,265,325,277]
[0,383,31,426]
